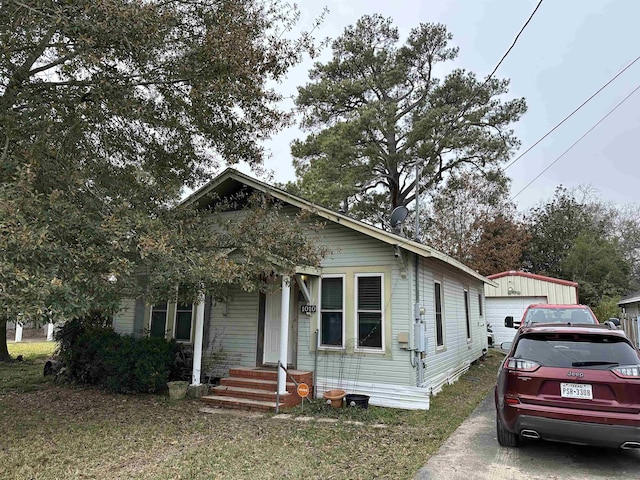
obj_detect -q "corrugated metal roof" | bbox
[619,291,640,305]
[488,270,578,287]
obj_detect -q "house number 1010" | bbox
[301,305,317,314]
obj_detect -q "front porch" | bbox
[201,367,313,412]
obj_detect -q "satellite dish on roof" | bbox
[390,206,409,229]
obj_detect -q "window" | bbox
[174,303,194,342]
[514,334,638,369]
[464,289,471,340]
[435,281,444,348]
[320,276,344,347]
[356,274,383,349]
[478,293,483,317]
[150,303,168,338]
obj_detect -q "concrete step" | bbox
[228,367,313,384]
[212,385,286,403]
[201,395,283,412]
[220,376,303,393]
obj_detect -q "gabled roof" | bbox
[182,168,495,286]
[619,291,640,306]
[488,270,578,288]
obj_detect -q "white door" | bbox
[263,290,294,365]
[487,296,547,346]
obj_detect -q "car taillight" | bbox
[506,358,540,372]
[612,365,640,378]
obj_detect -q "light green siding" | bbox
[113,298,136,335]
[209,288,259,370]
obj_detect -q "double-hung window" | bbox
[150,303,168,338]
[356,274,383,350]
[174,303,194,342]
[435,281,444,348]
[320,276,344,347]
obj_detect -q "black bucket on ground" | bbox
[345,394,370,409]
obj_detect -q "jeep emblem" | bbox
[567,371,584,378]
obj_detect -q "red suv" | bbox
[495,324,640,449]
[504,304,600,330]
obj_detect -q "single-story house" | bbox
[484,271,579,346]
[113,168,495,410]
[619,292,640,318]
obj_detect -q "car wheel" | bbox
[496,414,520,447]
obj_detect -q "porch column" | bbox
[46,322,54,341]
[277,275,291,395]
[15,321,23,342]
[191,293,205,386]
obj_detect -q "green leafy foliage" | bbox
[56,318,178,393]
[523,186,634,307]
[0,0,328,360]
[422,170,530,274]
[561,233,630,307]
[592,296,622,323]
[287,14,526,227]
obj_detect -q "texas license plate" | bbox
[560,382,593,399]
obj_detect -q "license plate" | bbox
[560,382,593,400]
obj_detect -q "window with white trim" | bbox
[435,281,444,348]
[464,289,471,340]
[150,303,168,338]
[356,274,383,350]
[320,276,344,347]
[174,303,194,342]
[478,292,483,316]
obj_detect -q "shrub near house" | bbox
[56,318,180,393]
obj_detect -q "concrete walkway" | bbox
[415,392,640,480]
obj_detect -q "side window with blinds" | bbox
[320,276,344,347]
[356,274,383,349]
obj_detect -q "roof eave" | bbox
[181,169,496,286]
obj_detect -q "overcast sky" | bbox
[235,0,640,212]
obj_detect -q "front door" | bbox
[263,289,294,365]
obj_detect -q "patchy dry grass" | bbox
[0,348,503,480]
[2,342,57,394]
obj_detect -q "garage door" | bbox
[486,296,547,346]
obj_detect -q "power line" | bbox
[487,0,544,82]
[459,0,544,117]
[511,82,640,200]
[415,0,543,200]
[503,55,640,172]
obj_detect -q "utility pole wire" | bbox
[511,82,640,201]
[504,55,640,172]
[413,0,543,239]
[487,0,544,81]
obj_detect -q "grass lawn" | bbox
[1,343,503,480]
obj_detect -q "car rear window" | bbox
[524,307,596,325]
[514,333,639,369]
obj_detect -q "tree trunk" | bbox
[0,316,11,361]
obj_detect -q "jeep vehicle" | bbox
[495,324,640,449]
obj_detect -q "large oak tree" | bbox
[0,0,325,360]
[286,14,526,227]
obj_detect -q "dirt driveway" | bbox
[415,392,640,480]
